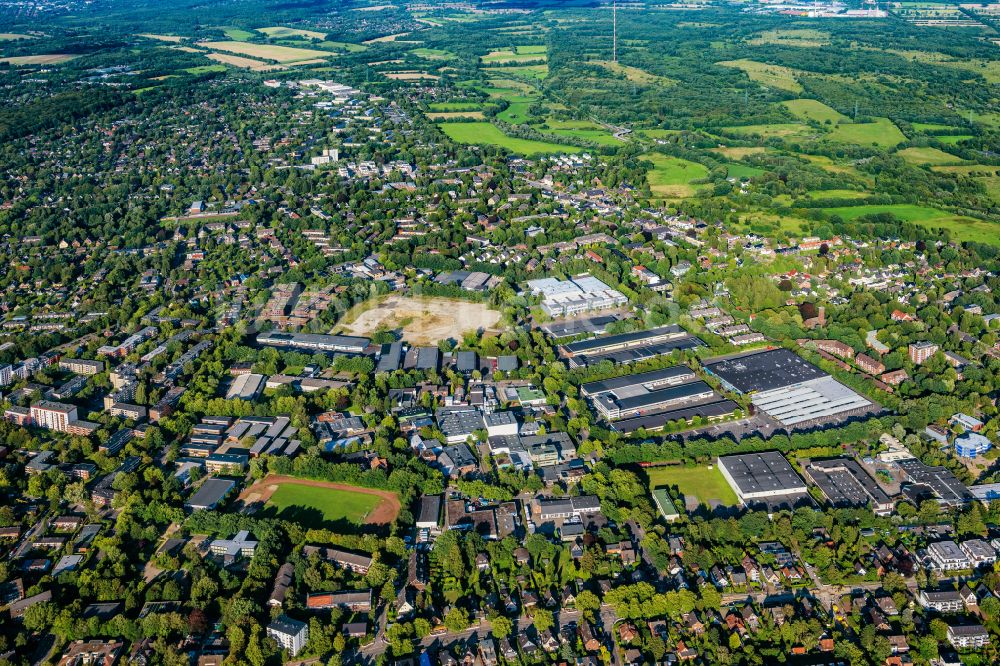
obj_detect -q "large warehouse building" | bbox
[718,451,811,510]
[704,348,874,429]
[802,458,894,514]
[561,325,704,368]
[525,275,628,318]
[581,366,738,432]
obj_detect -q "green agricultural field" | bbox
[644,153,710,198]
[547,128,620,146]
[801,189,869,200]
[896,146,964,165]
[718,58,803,93]
[936,135,973,145]
[931,164,1000,175]
[912,122,960,132]
[266,482,382,526]
[723,123,816,140]
[485,64,549,80]
[257,26,327,39]
[429,102,482,112]
[823,204,999,245]
[481,45,548,64]
[411,47,454,59]
[439,122,581,155]
[185,64,228,74]
[222,27,255,41]
[496,101,535,124]
[826,118,906,147]
[977,176,1000,205]
[646,465,739,508]
[728,164,765,179]
[781,99,847,124]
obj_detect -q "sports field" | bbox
[241,476,400,526]
[646,465,738,509]
[439,122,581,155]
[644,153,710,198]
[199,40,332,62]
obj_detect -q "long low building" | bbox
[705,348,826,394]
[801,458,894,514]
[257,331,370,354]
[594,380,715,420]
[610,399,740,434]
[186,478,236,511]
[580,366,697,398]
[750,376,872,428]
[705,348,874,428]
[718,452,810,509]
[562,324,690,357]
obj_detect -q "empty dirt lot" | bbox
[335,295,501,345]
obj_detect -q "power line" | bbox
[613,0,618,63]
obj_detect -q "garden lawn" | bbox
[646,465,739,508]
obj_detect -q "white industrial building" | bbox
[750,376,871,427]
[525,275,628,318]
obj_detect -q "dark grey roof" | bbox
[705,348,827,394]
[377,342,403,372]
[416,346,440,370]
[718,451,806,495]
[456,351,478,372]
[580,366,696,396]
[610,399,739,434]
[563,325,683,355]
[186,478,236,510]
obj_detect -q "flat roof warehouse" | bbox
[704,348,826,394]
[704,348,874,429]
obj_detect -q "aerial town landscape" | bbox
[2,0,1000,665]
